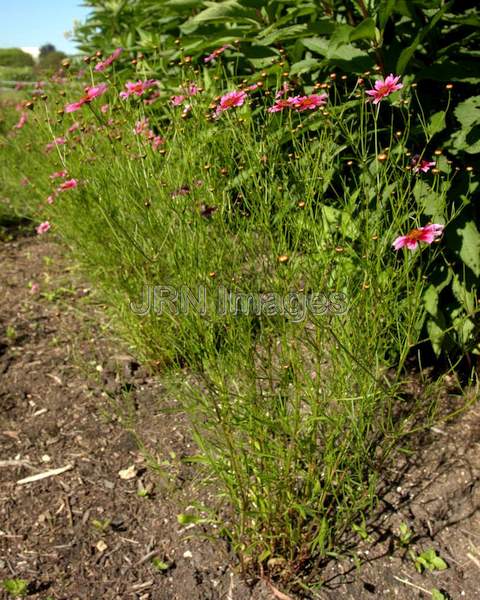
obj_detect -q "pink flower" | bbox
[411,155,436,173]
[215,90,247,115]
[292,94,327,112]
[133,118,150,135]
[366,74,403,104]
[44,137,67,153]
[36,221,51,235]
[30,282,40,294]
[68,122,80,134]
[94,47,123,72]
[171,95,185,106]
[100,103,109,113]
[204,45,230,63]
[119,80,158,100]
[65,83,108,113]
[58,178,78,192]
[151,135,165,150]
[268,98,295,113]
[46,194,56,204]
[65,100,85,113]
[13,112,28,129]
[187,84,199,96]
[392,224,444,251]
[275,82,291,99]
[85,83,108,101]
[50,170,68,179]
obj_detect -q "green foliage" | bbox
[1,67,469,574]
[1,579,29,598]
[0,48,34,68]
[410,548,448,573]
[37,50,68,72]
[0,66,33,82]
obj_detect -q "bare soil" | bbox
[1,231,479,599]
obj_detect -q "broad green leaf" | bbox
[301,37,329,56]
[396,3,452,73]
[290,58,322,75]
[431,589,447,600]
[349,18,376,42]
[182,1,259,26]
[457,220,480,277]
[427,110,446,137]
[378,0,396,29]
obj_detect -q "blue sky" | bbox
[0,0,90,54]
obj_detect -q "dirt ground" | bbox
[1,230,479,599]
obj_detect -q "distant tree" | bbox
[37,50,68,72]
[0,48,34,68]
[39,43,56,57]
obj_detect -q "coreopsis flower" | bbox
[13,112,28,129]
[268,98,296,113]
[171,95,185,106]
[67,122,80,134]
[44,137,67,153]
[134,118,150,135]
[215,90,247,116]
[100,104,109,113]
[392,224,444,251]
[151,135,165,150]
[366,74,403,104]
[204,45,230,63]
[58,178,78,192]
[94,47,123,72]
[119,80,158,100]
[292,94,327,111]
[411,155,436,173]
[36,221,51,235]
[65,83,108,113]
[275,82,291,99]
[50,170,68,179]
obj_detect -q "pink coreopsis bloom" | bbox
[119,80,158,100]
[36,221,51,235]
[187,84,199,96]
[50,170,68,179]
[100,103,109,113]
[151,135,165,150]
[215,90,247,115]
[94,47,123,72]
[171,95,185,106]
[58,178,78,192]
[85,83,108,101]
[366,74,403,104]
[133,118,150,135]
[268,98,296,113]
[14,112,28,129]
[204,45,230,63]
[67,122,80,134]
[46,194,56,204]
[275,82,291,99]
[392,224,444,251]
[65,83,108,113]
[44,137,67,153]
[411,155,436,173]
[292,94,327,112]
